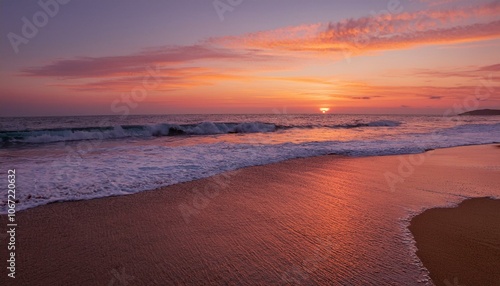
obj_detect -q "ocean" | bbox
[0,114,499,213]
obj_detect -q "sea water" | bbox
[0,114,499,213]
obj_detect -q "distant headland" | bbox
[459,109,500,116]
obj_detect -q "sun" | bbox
[319,107,330,114]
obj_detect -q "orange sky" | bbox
[0,0,499,116]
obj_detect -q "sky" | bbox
[0,0,499,116]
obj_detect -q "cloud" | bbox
[20,2,500,81]
[332,83,500,102]
[21,45,270,79]
[212,1,500,55]
[417,0,462,7]
[479,63,500,72]
[410,63,500,78]
[19,44,284,92]
[17,1,500,96]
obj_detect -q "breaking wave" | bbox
[0,120,402,145]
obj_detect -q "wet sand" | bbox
[409,197,500,286]
[0,144,499,285]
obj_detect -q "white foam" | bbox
[0,119,406,145]
[1,121,499,213]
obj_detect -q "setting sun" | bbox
[320,108,330,114]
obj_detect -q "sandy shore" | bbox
[1,144,499,285]
[409,197,500,286]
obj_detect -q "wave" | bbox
[275,120,402,130]
[1,121,499,214]
[0,120,402,145]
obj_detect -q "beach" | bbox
[1,144,499,285]
[410,197,500,286]
[3,0,500,284]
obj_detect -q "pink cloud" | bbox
[212,1,500,55]
[16,1,500,98]
[407,63,500,79]
[21,45,270,78]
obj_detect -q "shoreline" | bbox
[2,142,499,215]
[1,144,499,285]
